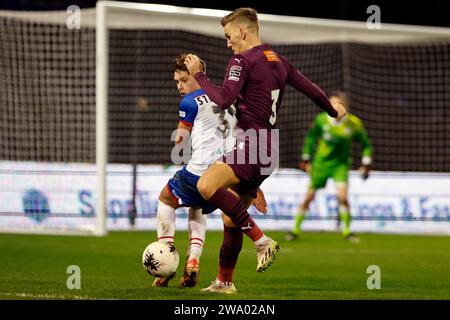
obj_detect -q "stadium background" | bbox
[1,1,449,170]
[2,0,450,27]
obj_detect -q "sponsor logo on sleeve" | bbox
[263,50,280,62]
[228,65,242,81]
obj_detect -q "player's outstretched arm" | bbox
[185,54,246,109]
[286,62,345,119]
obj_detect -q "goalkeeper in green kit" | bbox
[286,91,373,243]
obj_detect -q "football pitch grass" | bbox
[1,231,449,300]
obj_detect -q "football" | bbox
[142,241,179,278]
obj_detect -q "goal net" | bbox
[0,1,449,235]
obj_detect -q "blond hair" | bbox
[221,7,259,32]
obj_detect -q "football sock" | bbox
[218,225,243,283]
[208,188,264,242]
[156,200,176,244]
[339,205,351,237]
[292,210,306,235]
[187,207,206,261]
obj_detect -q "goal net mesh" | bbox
[0,5,449,234]
[2,14,449,170]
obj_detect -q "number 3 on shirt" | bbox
[269,89,280,125]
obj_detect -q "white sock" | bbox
[187,207,206,261]
[156,200,176,244]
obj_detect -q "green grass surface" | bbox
[1,231,449,300]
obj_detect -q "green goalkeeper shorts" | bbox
[309,162,349,190]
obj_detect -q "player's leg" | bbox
[202,190,251,294]
[197,161,271,248]
[218,190,251,281]
[180,207,206,287]
[286,188,315,241]
[156,183,179,244]
[201,218,242,294]
[334,165,358,242]
[336,184,353,239]
[186,207,206,262]
[287,165,326,241]
[197,161,240,198]
[160,167,208,288]
[152,183,180,287]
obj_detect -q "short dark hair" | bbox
[221,7,259,32]
[173,53,206,74]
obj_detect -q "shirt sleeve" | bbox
[194,55,248,109]
[286,61,338,118]
[354,120,373,165]
[178,97,198,126]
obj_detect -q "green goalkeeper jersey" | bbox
[302,112,373,167]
